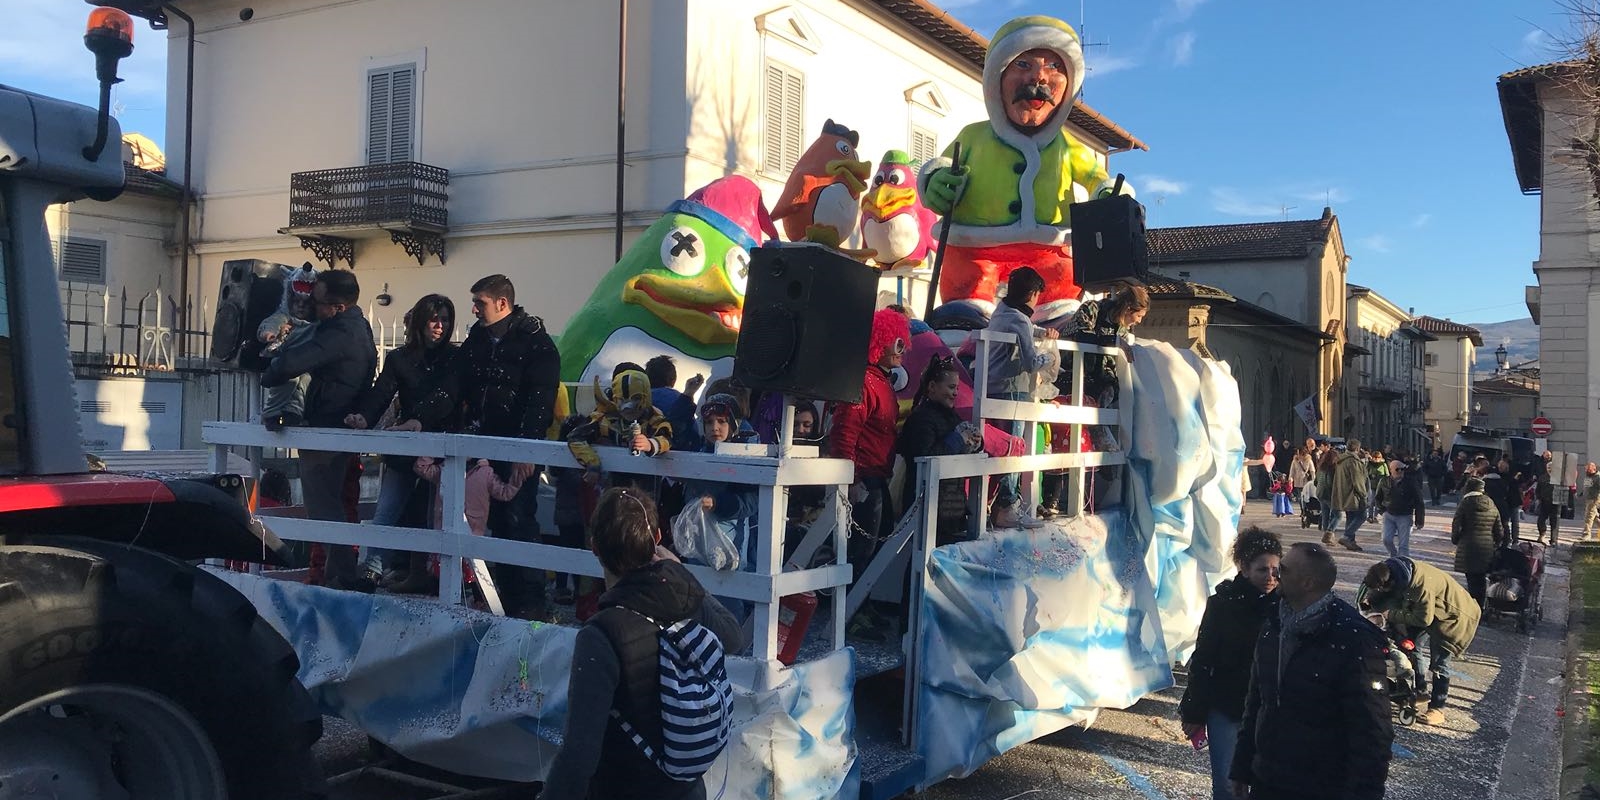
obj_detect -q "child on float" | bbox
[677,393,761,619]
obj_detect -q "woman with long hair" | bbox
[897,356,981,543]
[345,293,462,592]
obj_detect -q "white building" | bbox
[161,0,1145,336]
[1499,62,1600,458]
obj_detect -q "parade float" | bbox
[201,13,1243,800]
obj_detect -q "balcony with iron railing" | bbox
[278,161,449,268]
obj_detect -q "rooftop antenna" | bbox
[1077,0,1112,92]
[1280,204,1298,220]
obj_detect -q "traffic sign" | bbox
[1531,416,1554,436]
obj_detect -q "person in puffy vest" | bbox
[541,487,747,800]
[1451,476,1502,606]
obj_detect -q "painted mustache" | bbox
[1012,84,1054,103]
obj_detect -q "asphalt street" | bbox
[915,497,1570,800]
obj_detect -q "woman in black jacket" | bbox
[896,356,980,544]
[1179,526,1282,800]
[344,294,461,591]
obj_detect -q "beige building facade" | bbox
[1500,62,1600,459]
[1145,209,1351,435]
[1139,279,1327,449]
[1412,315,1483,449]
[1345,285,1432,454]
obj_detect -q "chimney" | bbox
[1322,206,1333,220]
[1178,270,1191,280]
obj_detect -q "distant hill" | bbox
[1467,317,1539,369]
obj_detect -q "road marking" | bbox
[1093,748,1171,800]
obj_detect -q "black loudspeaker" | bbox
[211,259,288,368]
[1070,181,1149,290]
[733,244,879,404]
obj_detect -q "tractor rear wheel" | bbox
[0,538,326,799]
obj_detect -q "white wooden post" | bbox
[972,334,990,540]
[830,484,849,651]
[1068,341,1088,517]
[902,456,943,745]
[436,454,467,605]
[750,483,783,663]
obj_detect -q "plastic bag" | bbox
[673,506,740,571]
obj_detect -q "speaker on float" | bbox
[733,244,880,404]
[1069,174,1149,290]
[210,259,289,368]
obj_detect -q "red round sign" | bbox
[1531,417,1554,436]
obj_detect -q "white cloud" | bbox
[1140,176,1188,196]
[1411,213,1432,228]
[1171,0,1208,21]
[1522,28,1550,56]
[1210,188,1286,217]
[1171,32,1196,66]
[1293,187,1349,205]
[1087,52,1140,76]
[1358,235,1393,254]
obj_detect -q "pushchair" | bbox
[1486,541,1546,633]
[1365,611,1421,726]
[1300,494,1322,529]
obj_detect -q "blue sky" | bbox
[7,1,1570,324]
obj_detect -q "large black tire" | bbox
[0,537,326,799]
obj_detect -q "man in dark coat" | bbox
[261,269,377,591]
[1534,451,1561,546]
[1231,542,1392,800]
[1423,448,1448,506]
[459,274,562,619]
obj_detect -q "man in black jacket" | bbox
[1232,542,1392,800]
[261,269,377,591]
[1535,451,1561,546]
[459,274,561,619]
[1381,460,1427,558]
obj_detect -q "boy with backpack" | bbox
[540,486,747,800]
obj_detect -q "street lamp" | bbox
[1495,343,1509,372]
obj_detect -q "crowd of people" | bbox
[1183,423,1600,799]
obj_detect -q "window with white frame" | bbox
[55,237,106,284]
[910,126,939,165]
[763,61,805,177]
[366,63,417,165]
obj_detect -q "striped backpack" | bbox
[612,610,735,781]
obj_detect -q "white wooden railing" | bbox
[895,332,1132,745]
[202,422,855,671]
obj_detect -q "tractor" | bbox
[0,7,324,798]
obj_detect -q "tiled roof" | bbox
[122,162,184,200]
[861,0,1148,152]
[1497,61,1581,194]
[1410,315,1484,346]
[1146,212,1336,264]
[1143,277,1234,301]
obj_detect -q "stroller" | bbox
[1300,494,1322,529]
[1485,541,1546,633]
[1365,611,1421,726]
